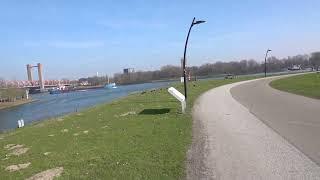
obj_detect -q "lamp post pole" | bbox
[264,49,272,77]
[182,17,205,100]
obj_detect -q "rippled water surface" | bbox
[0,82,171,132]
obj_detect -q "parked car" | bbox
[225,74,235,79]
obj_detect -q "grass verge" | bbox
[270,73,320,99]
[0,77,254,179]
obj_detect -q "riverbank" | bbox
[0,88,30,110]
[73,85,104,90]
[0,99,34,110]
[0,77,255,179]
[270,72,320,99]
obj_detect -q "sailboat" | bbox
[105,76,117,89]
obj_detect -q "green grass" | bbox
[0,77,254,179]
[270,73,320,99]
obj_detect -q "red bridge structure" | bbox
[0,64,72,93]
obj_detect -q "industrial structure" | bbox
[26,63,45,91]
[0,63,73,94]
[123,68,135,74]
[0,79,72,89]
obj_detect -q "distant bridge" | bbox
[0,63,74,92]
[2,80,72,89]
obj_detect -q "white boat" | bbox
[105,82,117,89]
[105,76,117,89]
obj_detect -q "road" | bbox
[187,76,320,180]
[231,75,320,165]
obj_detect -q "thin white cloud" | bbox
[206,31,254,42]
[23,41,106,48]
[49,41,105,48]
[97,19,168,29]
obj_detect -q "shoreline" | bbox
[0,99,35,110]
[0,88,153,134]
[0,81,172,132]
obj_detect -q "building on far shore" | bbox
[123,68,135,74]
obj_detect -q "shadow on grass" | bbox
[139,108,171,115]
[126,100,177,104]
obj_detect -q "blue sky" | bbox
[1,0,320,80]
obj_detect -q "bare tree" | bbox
[87,51,317,85]
[0,78,5,88]
[310,52,320,70]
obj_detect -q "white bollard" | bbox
[17,120,21,128]
[17,119,24,128]
[25,89,29,100]
[180,77,184,83]
[168,87,186,113]
[181,100,186,113]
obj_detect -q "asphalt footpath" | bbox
[187,76,320,180]
[231,75,320,166]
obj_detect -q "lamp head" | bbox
[193,20,206,25]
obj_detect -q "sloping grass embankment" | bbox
[270,73,320,99]
[0,77,254,179]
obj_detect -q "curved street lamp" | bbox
[264,49,272,77]
[183,17,205,100]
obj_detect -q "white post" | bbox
[181,100,186,113]
[25,89,29,100]
[180,77,184,83]
[17,119,25,128]
[168,87,186,113]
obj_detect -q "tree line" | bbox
[112,51,320,84]
[78,76,110,86]
[1,52,319,87]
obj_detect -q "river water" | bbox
[0,81,171,132]
[0,70,307,132]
